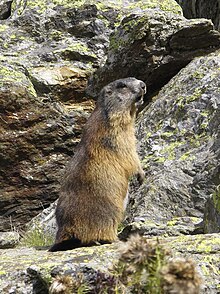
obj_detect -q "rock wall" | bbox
[125,51,220,231]
[176,0,220,31]
[0,0,189,231]
[87,9,220,99]
[0,0,220,293]
[0,1,116,230]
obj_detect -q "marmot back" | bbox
[49,77,146,252]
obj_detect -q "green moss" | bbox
[193,71,205,79]
[160,141,183,160]
[67,43,89,53]
[0,65,37,97]
[104,0,182,14]
[11,0,182,17]
[55,43,97,59]
[19,224,54,247]
[0,65,25,82]
[213,185,220,212]
[156,157,166,163]
[0,24,9,32]
[161,131,174,139]
[187,88,203,103]
[201,264,210,276]
[179,151,195,161]
[197,243,212,253]
[167,218,178,227]
[175,88,203,116]
[49,30,63,41]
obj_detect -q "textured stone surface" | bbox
[0,61,94,231]
[0,234,219,293]
[87,10,220,99]
[204,186,220,233]
[176,0,220,31]
[0,0,12,20]
[0,232,19,249]
[124,51,220,234]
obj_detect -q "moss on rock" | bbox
[0,64,37,97]
[12,0,182,16]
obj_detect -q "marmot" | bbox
[49,77,146,252]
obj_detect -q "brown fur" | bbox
[49,77,146,251]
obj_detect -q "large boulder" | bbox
[123,50,220,236]
[176,0,220,31]
[0,61,94,231]
[0,233,219,293]
[87,9,220,99]
[204,185,220,233]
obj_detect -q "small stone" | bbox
[0,232,20,249]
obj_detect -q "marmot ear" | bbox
[116,81,127,89]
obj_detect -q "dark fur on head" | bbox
[98,77,146,120]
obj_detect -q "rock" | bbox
[0,0,12,20]
[0,61,94,231]
[26,201,57,242]
[87,10,220,99]
[0,233,219,293]
[119,216,204,240]
[176,0,220,31]
[0,0,184,232]
[204,186,220,233]
[0,232,20,249]
[123,50,220,237]
[28,66,89,102]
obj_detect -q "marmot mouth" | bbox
[135,94,144,106]
[135,85,146,105]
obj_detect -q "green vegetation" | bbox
[11,0,182,16]
[19,224,54,247]
[213,185,220,212]
[0,24,9,32]
[114,236,168,293]
[0,65,37,97]
[49,235,201,293]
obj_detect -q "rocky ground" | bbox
[0,233,219,293]
[0,0,219,293]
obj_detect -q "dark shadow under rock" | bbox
[87,10,220,101]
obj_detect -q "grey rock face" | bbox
[0,234,219,293]
[204,186,220,233]
[0,232,19,248]
[176,0,220,31]
[125,51,220,232]
[0,0,12,19]
[87,10,220,99]
[0,62,94,231]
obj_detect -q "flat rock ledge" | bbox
[0,233,219,293]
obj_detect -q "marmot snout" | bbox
[49,77,146,252]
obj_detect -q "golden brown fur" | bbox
[49,77,146,251]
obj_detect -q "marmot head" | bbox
[97,77,146,118]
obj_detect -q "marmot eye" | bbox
[117,82,127,89]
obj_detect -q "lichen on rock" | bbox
[204,185,220,234]
[124,51,220,230]
[0,1,220,293]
